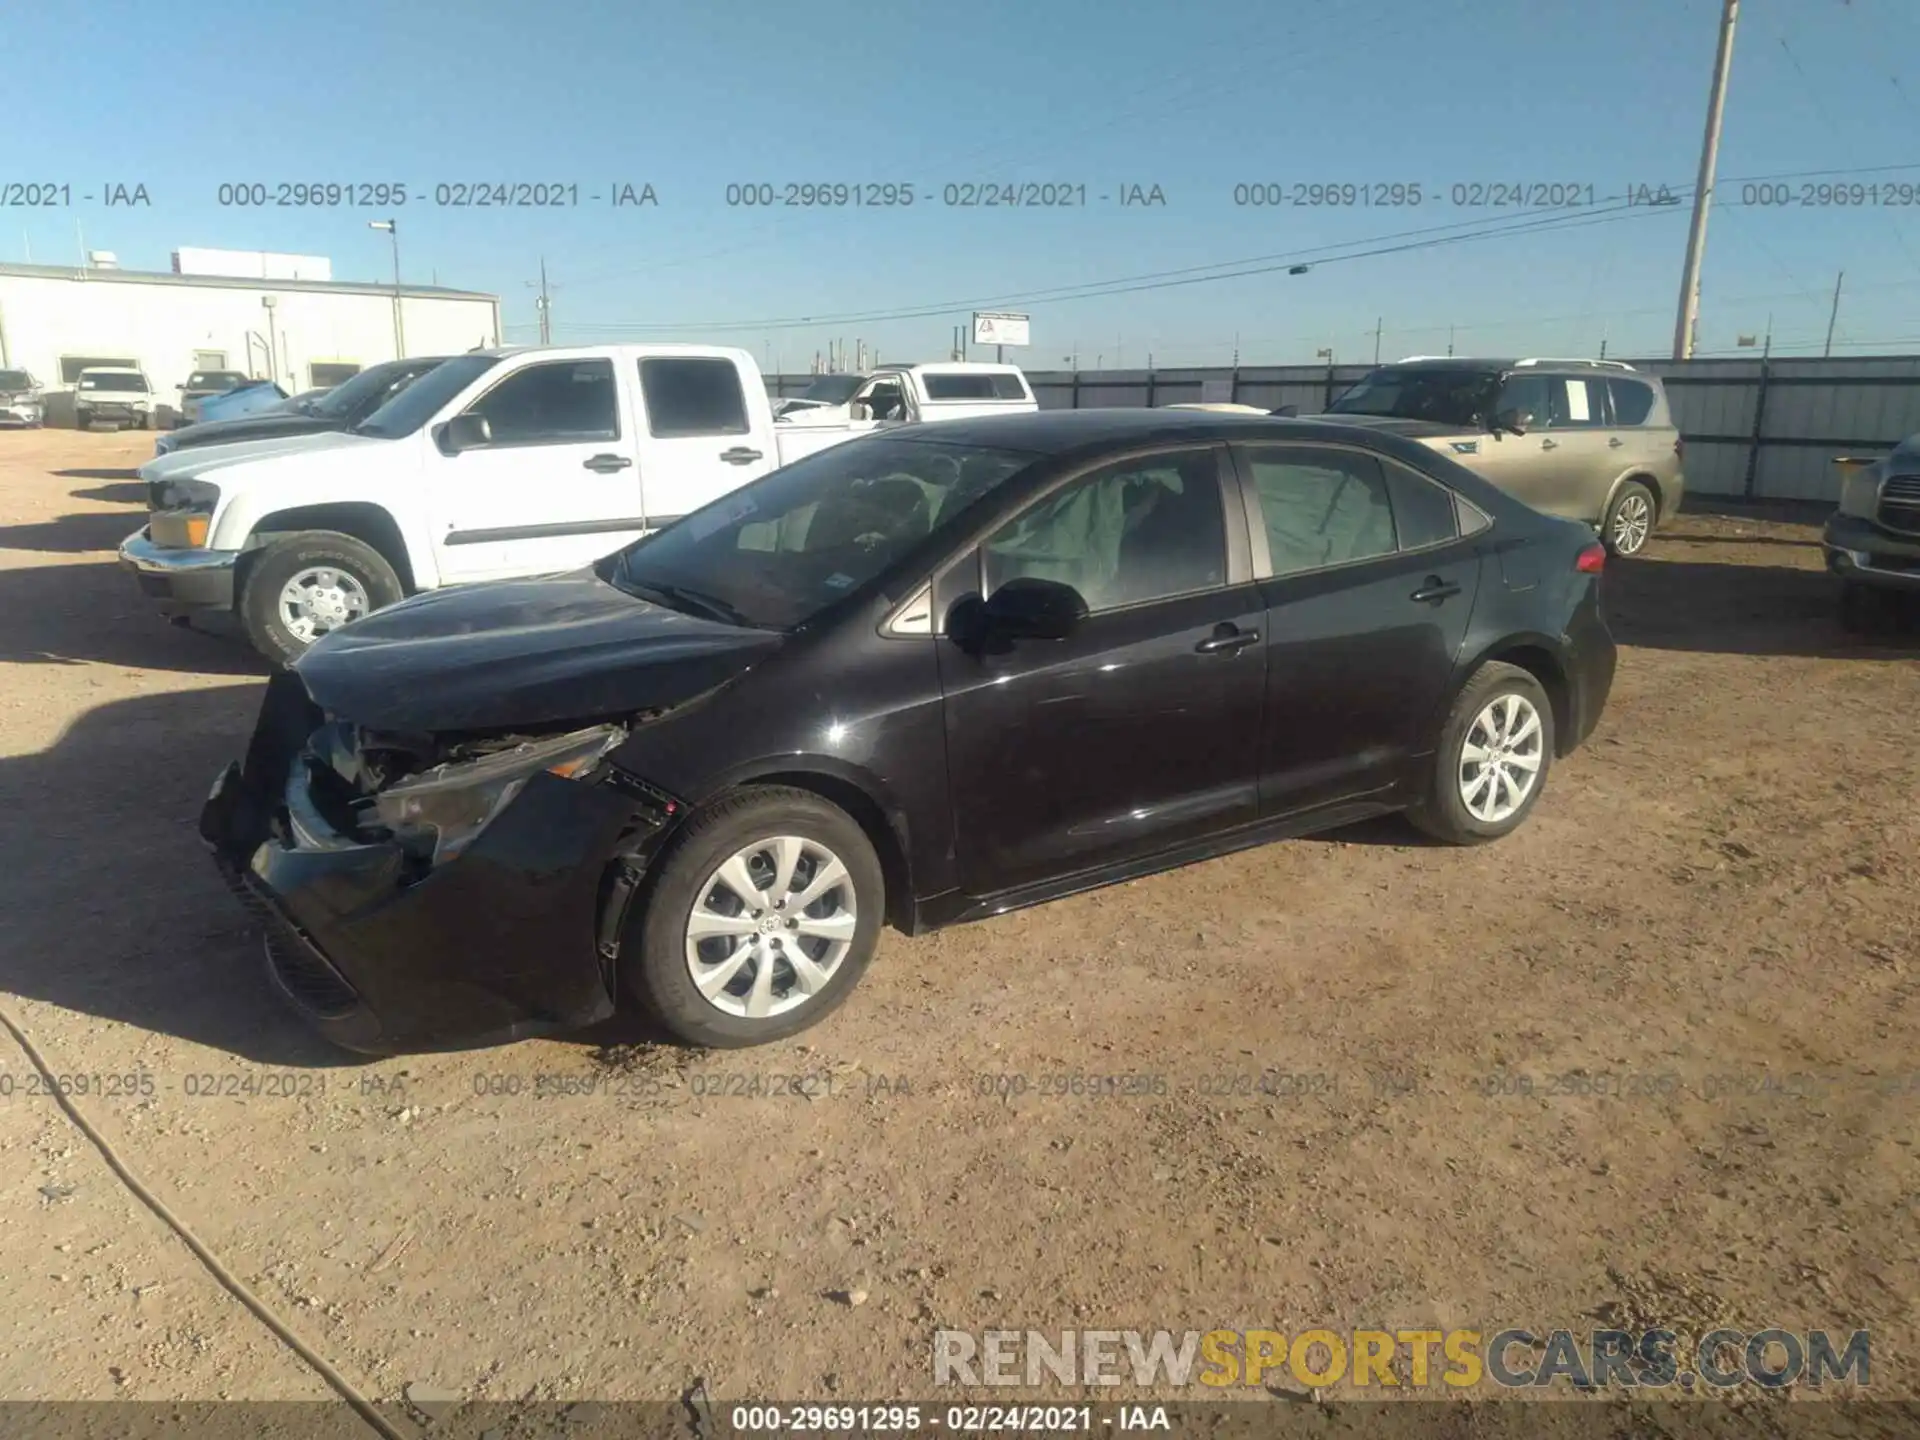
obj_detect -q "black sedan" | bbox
[152,356,451,458]
[200,409,1617,1053]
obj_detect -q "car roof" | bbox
[884,406,1406,453]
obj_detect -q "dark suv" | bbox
[1321,358,1685,555]
[1824,433,1920,630]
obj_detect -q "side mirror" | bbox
[1491,407,1532,436]
[439,412,492,453]
[982,577,1088,640]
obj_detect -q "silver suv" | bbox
[1318,357,1685,555]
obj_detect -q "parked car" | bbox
[152,357,452,458]
[74,366,156,430]
[0,368,44,427]
[121,345,964,665]
[198,408,1617,1054]
[176,369,254,426]
[193,381,291,424]
[776,363,1035,427]
[1317,357,1684,556]
[1824,434,1920,631]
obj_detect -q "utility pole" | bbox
[1673,0,1740,360]
[1447,325,1454,357]
[1823,272,1844,357]
[1373,317,1383,364]
[529,257,554,344]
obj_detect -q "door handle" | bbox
[1540,437,1558,450]
[583,453,632,473]
[720,447,764,465]
[1608,436,1625,448]
[1195,624,1260,655]
[1410,577,1461,604]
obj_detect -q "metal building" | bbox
[0,260,500,424]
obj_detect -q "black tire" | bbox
[1408,661,1556,846]
[238,531,405,667]
[625,786,886,1048]
[1601,479,1657,557]
[74,408,91,432]
[135,411,150,431]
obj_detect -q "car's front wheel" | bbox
[626,786,885,1048]
[238,531,405,666]
[1409,662,1556,845]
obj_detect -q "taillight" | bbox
[1576,543,1606,573]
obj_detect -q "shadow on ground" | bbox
[0,558,265,674]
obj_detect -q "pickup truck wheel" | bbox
[625,786,885,1048]
[1408,662,1556,846]
[240,532,404,666]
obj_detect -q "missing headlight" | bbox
[365,723,627,867]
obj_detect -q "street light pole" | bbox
[369,220,404,358]
[1672,0,1740,360]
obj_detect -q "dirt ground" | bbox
[1,428,1916,1417]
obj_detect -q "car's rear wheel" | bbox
[626,786,884,1048]
[1602,480,1656,556]
[239,531,404,666]
[1409,662,1556,845]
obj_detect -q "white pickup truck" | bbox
[118,345,1035,664]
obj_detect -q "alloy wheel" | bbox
[683,835,858,1020]
[1609,491,1652,554]
[1458,693,1544,824]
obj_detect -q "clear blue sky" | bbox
[12,0,1920,367]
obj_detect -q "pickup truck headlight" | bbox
[370,724,626,866]
[1838,464,1882,519]
[148,478,222,548]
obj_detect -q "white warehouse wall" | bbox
[0,268,499,408]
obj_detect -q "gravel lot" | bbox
[2,428,1916,1411]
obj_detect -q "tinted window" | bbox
[79,372,148,392]
[1245,447,1396,576]
[60,355,137,383]
[1495,374,1553,428]
[984,451,1225,612]
[640,357,749,437]
[1328,367,1500,426]
[354,354,500,438]
[600,437,1032,630]
[313,359,442,418]
[467,360,618,444]
[923,372,1030,401]
[0,370,33,391]
[1384,460,1458,549]
[1609,378,1656,425]
[1548,377,1608,428]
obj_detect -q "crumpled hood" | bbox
[291,569,784,732]
[141,428,384,484]
[162,412,334,452]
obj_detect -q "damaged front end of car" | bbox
[201,670,685,1052]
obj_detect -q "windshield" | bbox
[799,375,865,404]
[598,436,1034,630]
[353,354,498,437]
[311,360,441,418]
[0,370,33,391]
[187,372,248,392]
[79,372,148,392]
[1327,367,1500,426]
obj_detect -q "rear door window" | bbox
[638,357,751,437]
[1607,378,1657,426]
[1242,447,1398,577]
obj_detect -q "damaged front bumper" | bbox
[201,673,678,1053]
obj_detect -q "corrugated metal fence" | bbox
[769,355,1920,503]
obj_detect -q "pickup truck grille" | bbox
[1879,474,1920,536]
